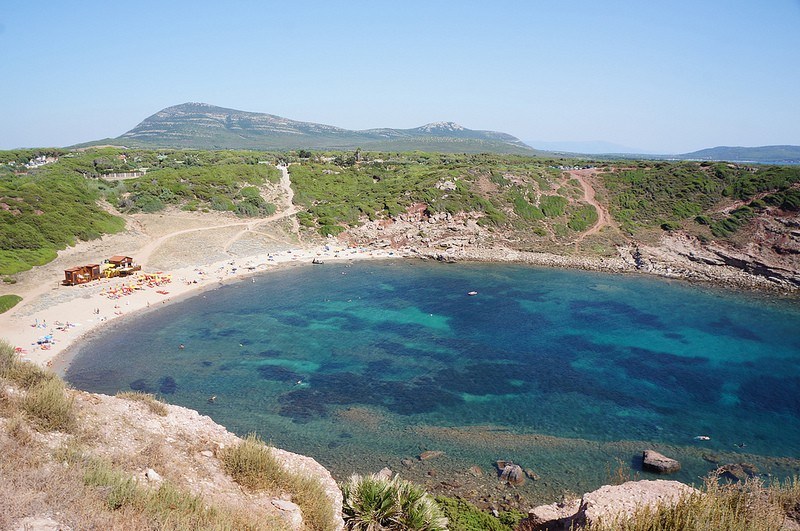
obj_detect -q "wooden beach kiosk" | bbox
[63,264,100,286]
[104,255,141,277]
[108,255,134,268]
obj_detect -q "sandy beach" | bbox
[0,242,405,370]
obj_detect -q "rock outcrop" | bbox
[496,460,526,485]
[74,391,344,530]
[642,449,681,474]
[524,479,698,530]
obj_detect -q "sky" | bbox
[1,1,799,153]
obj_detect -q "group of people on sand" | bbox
[102,272,172,299]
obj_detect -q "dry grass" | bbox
[221,433,338,531]
[81,458,277,530]
[0,339,56,390]
[116,390,169,416]
[21,376,75,432]
[587,473,799,531]
[1,341,77,432]
[0,342,290,530]
[0,406,281,530]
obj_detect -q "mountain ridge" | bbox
[679,145,800,164]
[88,102,535,154]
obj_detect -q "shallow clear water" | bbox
[65,261,800,502]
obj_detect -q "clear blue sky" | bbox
[1,0,799,153]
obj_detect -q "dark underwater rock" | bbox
[718,462,759,482]
[158,376,177,394]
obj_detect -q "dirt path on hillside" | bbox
[569,168,612,245]
[139,165,299,266]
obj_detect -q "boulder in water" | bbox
[499,463,525,485]
[642,449,681,474]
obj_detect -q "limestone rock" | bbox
[642,449,681,474]
[376,467,393,480]
[272,499,303,528]
[145,468,162,482]
[524,480,697,530]
[582,480,696,525]
[526,499,582,530]
[13,516,71,531]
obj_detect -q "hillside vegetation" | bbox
[2,147,799,279]
[601,161,800,236]
[0,148,280,275]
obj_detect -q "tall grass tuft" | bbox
[341,473,448,531]
[0,339,56,389]
[116,390,169,416]
[22,376,75,432]
[221,433,338,531]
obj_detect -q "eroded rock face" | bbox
[642,449,681,474]
[74,391,344,531]
[524,479,698,530]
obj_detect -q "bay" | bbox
[64,260,800,503]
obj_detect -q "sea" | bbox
[63,260,800,504]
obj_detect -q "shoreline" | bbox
[3,238,798,373]
[1,243,407,371]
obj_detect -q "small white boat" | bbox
[467,291,478,296]
[693,435,711,441]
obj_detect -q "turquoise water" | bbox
[65,261,800,503]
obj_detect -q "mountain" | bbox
[82,103,535,154]
[680,145,800,165]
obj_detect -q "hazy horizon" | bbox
[1,1,799,152]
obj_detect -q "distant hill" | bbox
[680,145,800,165]
[78,103,536,154]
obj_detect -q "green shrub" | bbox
[210,195,235,211]
[342,474,447,531]
[568,204,599,231]
[710,206,755,238]
[660,221,681,231]
[435,496,513,531]
[320,224,346,237]
[510,191,544,220]
[540,195,568,217]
